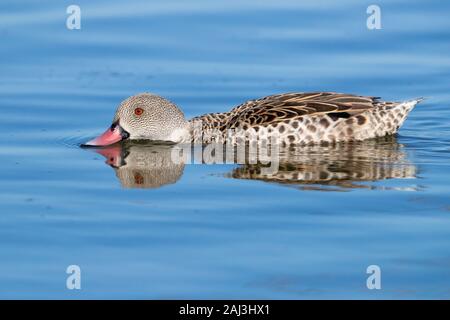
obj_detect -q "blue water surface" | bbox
[0,0,449,299]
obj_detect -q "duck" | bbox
[83,92,422,147]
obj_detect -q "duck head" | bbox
[84,93,189,146]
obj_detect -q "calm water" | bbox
[1,0,449,299]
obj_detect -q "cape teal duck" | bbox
[84,92,422,146]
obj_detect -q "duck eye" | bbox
[134,107,144,116]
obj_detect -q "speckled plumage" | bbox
[189,92,422,145]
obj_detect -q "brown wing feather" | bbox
[190,112,228,130]
[226,92,383,128]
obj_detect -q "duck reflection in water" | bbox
[87,136,418,191]
[93,142,185,189]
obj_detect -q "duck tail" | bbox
[398,97,425,111]
[411,97,425,104]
